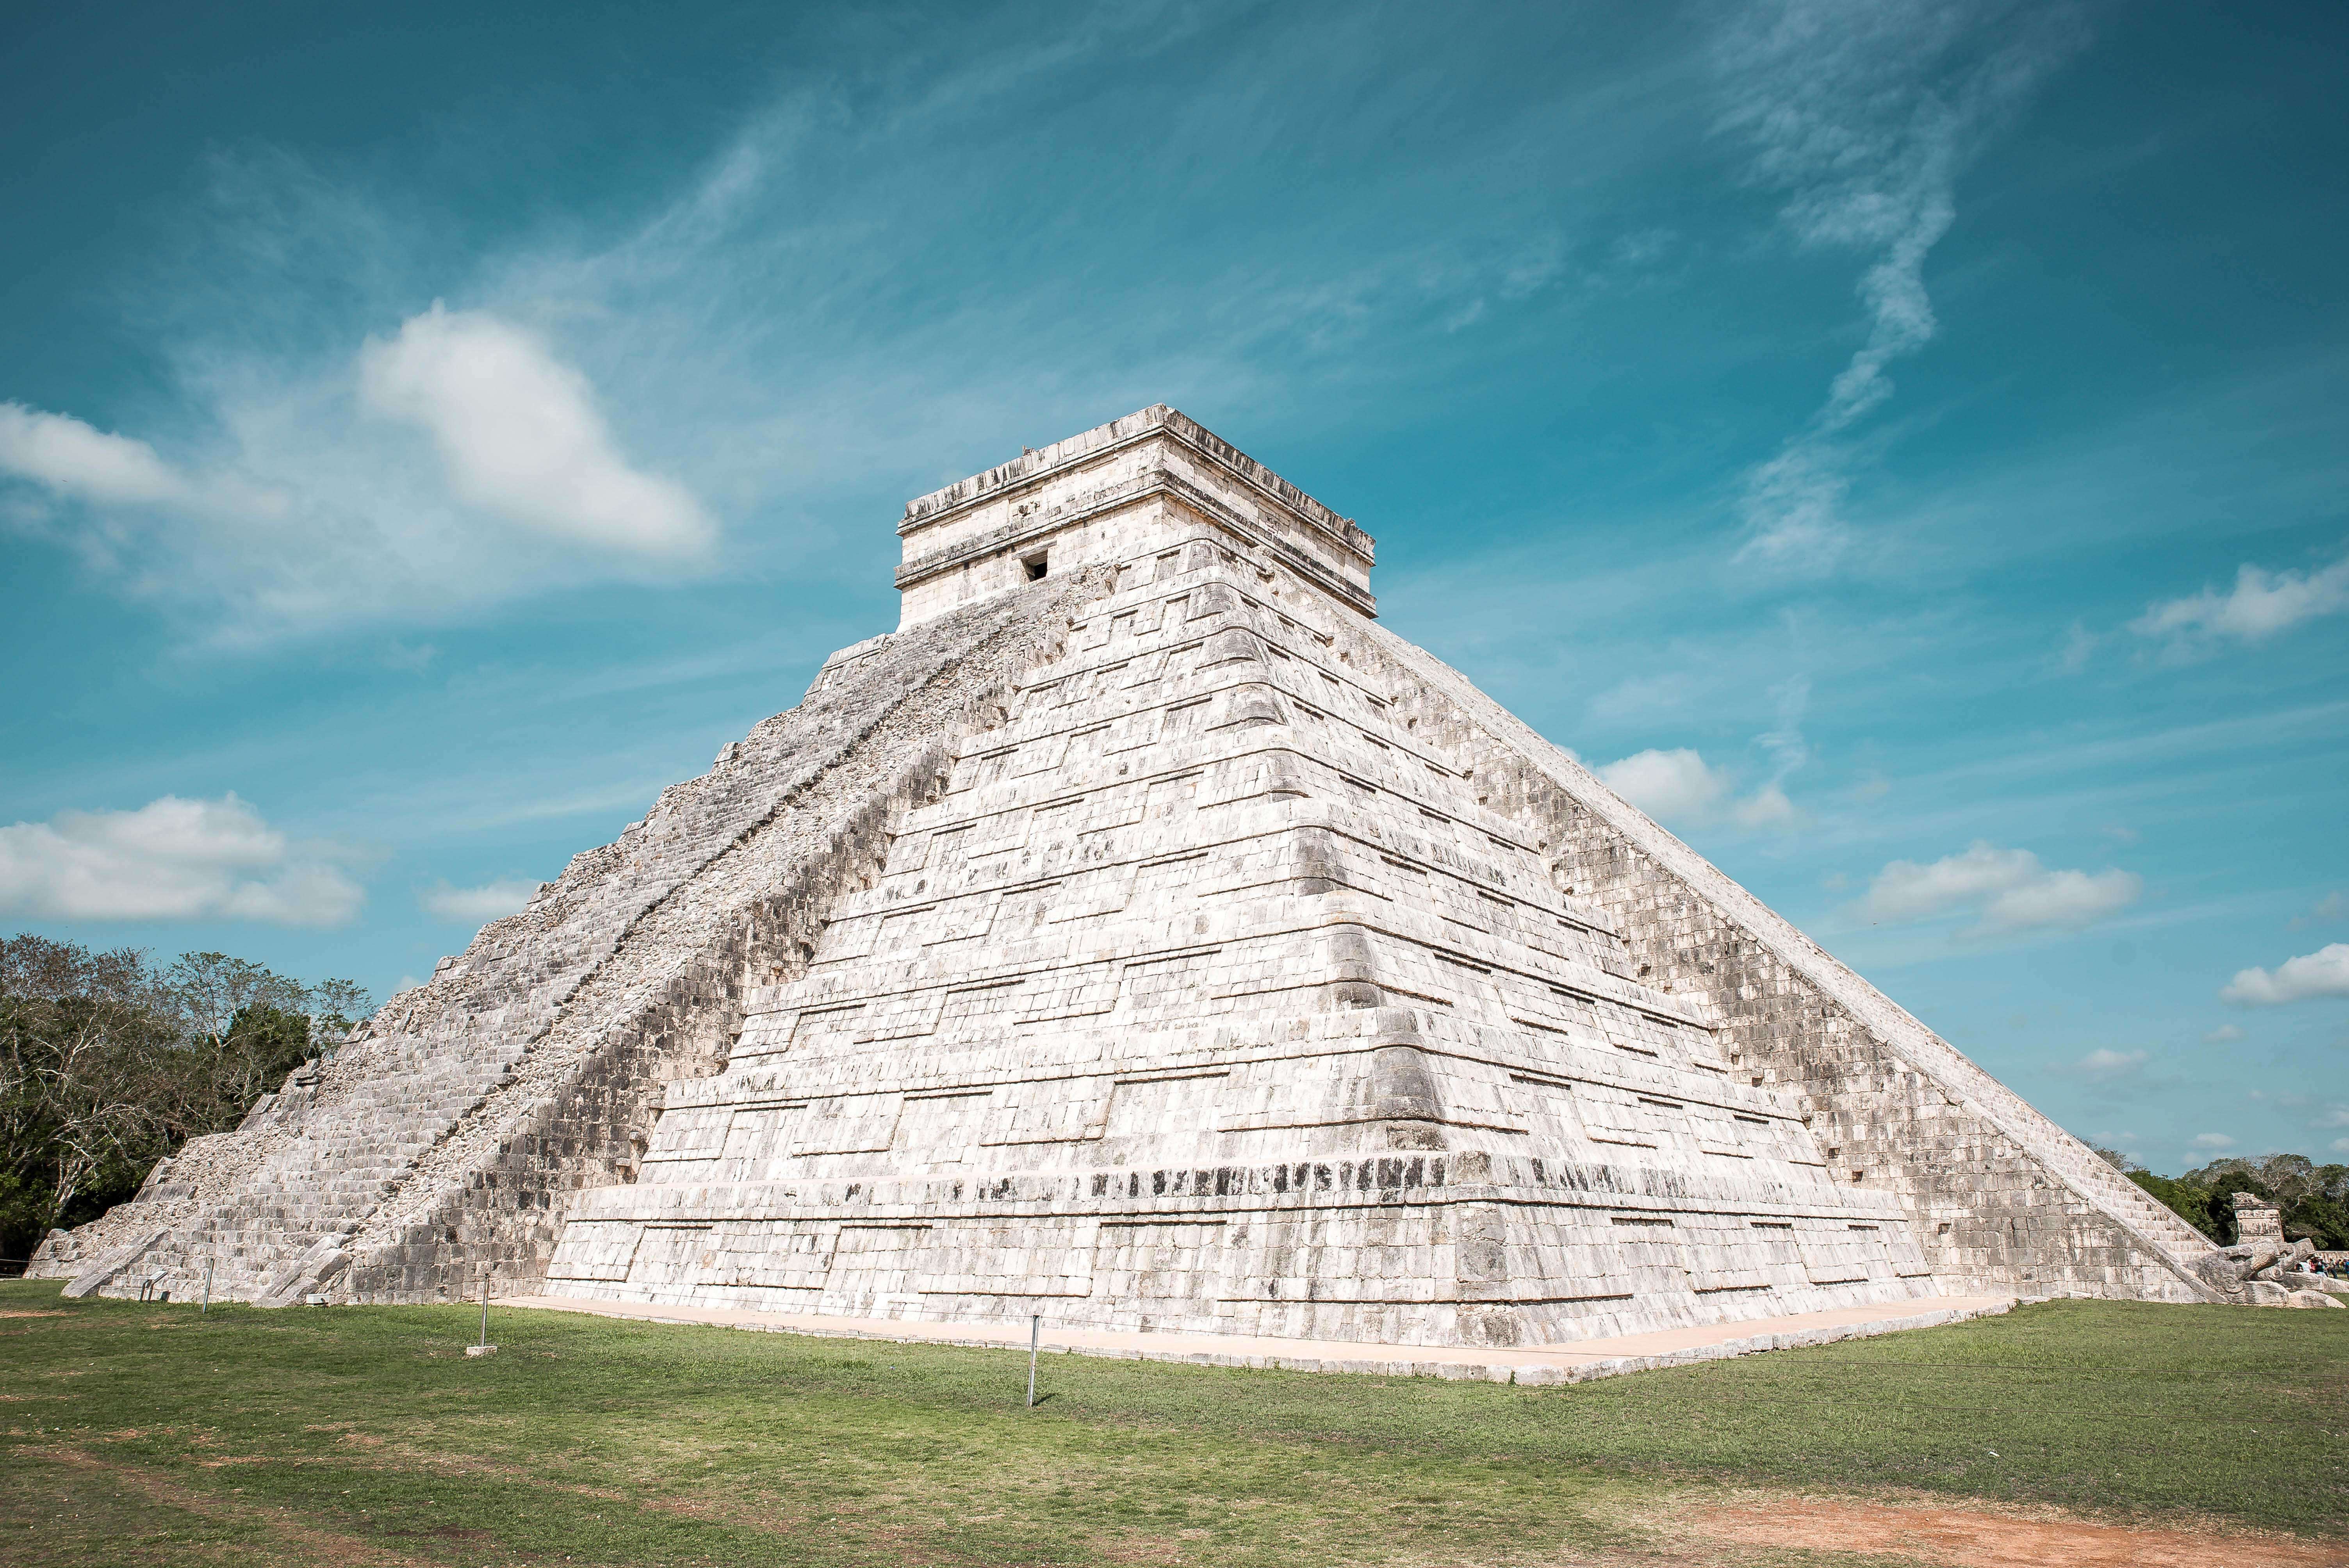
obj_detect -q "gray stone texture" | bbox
[36,404,2237,1339]
[32,570,1110,1304]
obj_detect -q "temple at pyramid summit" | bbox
[36,404,2246,1350]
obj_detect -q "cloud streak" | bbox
[0,794,364,926]
[0,403,192,506]
[1861,839,2139,938]
[1714,0,2088,570]
[0,300,718,643]
[1597,745,1804,832]
[2222,943,2349,1007]
[419,877,544,924]
[2131,552,2349,657]
[2069,1047,2147,1081]
[1593,676,1813,833]
[358,305,713,558]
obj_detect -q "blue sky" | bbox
[2,0,2343,1172]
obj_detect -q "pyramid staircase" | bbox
[43,405,2218,1328]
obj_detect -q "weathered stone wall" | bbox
[1368,627,2213,1304]
[32,568,1111,1304]
[30,401,2222,1325]
[539,542,1950,1348]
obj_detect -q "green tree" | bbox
[0,937,186,1264]
[2129,1169,2224,1241]
[2133,1155,2349,1250]
[0,935,372,1268]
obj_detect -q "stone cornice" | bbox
[895,465,1379,618]
[897,404,1376,572]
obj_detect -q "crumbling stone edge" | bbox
[1367,627,2224,1304]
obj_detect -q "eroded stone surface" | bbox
[32,572,1109,1306]
[37,404,2232,1338]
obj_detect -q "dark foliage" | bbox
[0,935,371,1270]
[2118,1153,2349,1249]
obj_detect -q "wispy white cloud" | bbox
[0,299,717,643]
[1861,839,2140,938]
[1593,675,1814,832]
[1597,746,1805,832]
[2290,891,2347,931]
[2057,620,2098,674]
[0,794,363,926]
[1713,0,2088,570]
[2190,1132,2234,1151]
[1586,671,1696,728]
[418,877,544,924]
[2131,552,2349,658]
[1731,782,1803,830]
[2069,1047,2147,1080]
[1747,674,1813,822]
[2221,943,2349,1007]
[1600,747,1731,824]
[357,305,714,558]
[0,403,192,506]
[2203,1023,2244,1044]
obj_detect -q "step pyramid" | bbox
[40,406,2217,1338]
[535,406,2214,1345]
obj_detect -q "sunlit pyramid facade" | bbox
[535,407,2211,1344]
[40,406,2218,1340]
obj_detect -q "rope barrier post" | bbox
[202,1258,213,1317]
[1027,1313,1040,1408]
[465,1263,498,1357]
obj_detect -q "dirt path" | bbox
[1678,1495,2349,1567]
[33,1447,436,1568]
[23,1432,2349,1566]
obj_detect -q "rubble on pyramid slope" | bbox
[29,570,1112,1304]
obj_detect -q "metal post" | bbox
[1027,1313,1040,1408]
[202,1259,213,1317]
[479,1274,490,1349]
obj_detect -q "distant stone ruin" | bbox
[35,405,2269,1342]
[2190,1194,2344,1308]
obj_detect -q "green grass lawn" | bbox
[4,1281,2344,1566]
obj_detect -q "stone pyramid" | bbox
[38,406,2219,1342]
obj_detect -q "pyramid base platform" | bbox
[492,1290,2016,1386]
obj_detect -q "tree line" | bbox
[2097,1147,2349,1249]
[0,933,372,1270]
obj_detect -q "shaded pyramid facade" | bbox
[39,406,2220,1341]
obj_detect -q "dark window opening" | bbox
[1023,552,1050,581]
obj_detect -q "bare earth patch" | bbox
[1682,1496,2349,1568]
[39,1447,435,1568]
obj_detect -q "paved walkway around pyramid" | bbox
[497,1290,2015,1385]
